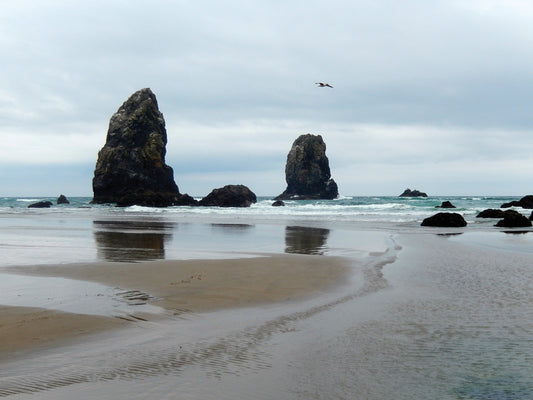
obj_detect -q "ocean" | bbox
[1,195,533,399]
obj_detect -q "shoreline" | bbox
[1,253,352,358]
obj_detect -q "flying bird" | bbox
[315,82,333,88]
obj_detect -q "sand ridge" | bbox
[1,253,351,357]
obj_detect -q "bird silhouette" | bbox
[315,82,333,88]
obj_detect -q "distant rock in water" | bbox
[57,194,69,204]
[500,195,533,209]
[275,134,338,200]
[272,200,285,207]
[436,201,455,208]
[477,209,519,219]
[28,201,53,208]
[91,88,195,207]
[421,212,467,227]
[399,188,428,197]
[198,185,257,207]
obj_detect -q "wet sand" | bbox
[0,306,130,357]
[1,253,351,358]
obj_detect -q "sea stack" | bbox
[92,88,194,207]
[275,134,338,200]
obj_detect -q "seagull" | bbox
[315,82,333,88]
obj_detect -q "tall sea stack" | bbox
[276,134,338,200]
[92,88,193,207]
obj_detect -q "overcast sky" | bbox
[2,0,533,197]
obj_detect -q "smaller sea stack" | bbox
[276,134,338,200]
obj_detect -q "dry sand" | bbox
[1,253,351,357]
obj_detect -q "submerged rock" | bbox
[272,200,285,207]
[92,88,194,207]
[276,134,338,200]
[57,194,70,204]
[198,185,257,207]
[421,212,467,227]
[477,209,519,219]
[399,188,428,197]
[501,195,533,209]
[28,201,53,208]
[436,201,456,208]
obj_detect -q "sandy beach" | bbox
[1,253,351,358]
[2,206,533,399]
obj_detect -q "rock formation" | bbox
[477,209,518,219]
[275,134,338,200]
[57,194,69,204]
[495,212,532,228]
[198,185,257,207]
[399,188,428,197]
[28,201,53,208]
[92,88,194,207]
[501,195,533,209]
[436,201,455,208]
[421,212,467,227]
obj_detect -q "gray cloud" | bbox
[1,0,533,196]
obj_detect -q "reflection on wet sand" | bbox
[210,224,254,234]
[285,226,330,255]
[93,220,175,262]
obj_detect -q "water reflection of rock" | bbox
[210,224,254,234]
[285,226,330,255]
[93,220,175,262]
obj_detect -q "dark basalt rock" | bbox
[477,209,520,218]
[28,201,53,208]
[436,201,455,208]
[275,134,338,200]
[92,88,191,207]
[400,188,428,197]
[198,185,257,207]
[57,194,70,204]
[421,212,467,227]
[495,212,532,228]
[116,192,198,207]
[272,200,285,207]
[501,195,533,209]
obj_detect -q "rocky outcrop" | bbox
[272,200,285,207]
[399,188,428,197]
[421,212,467,227]
[198,185,257,207]
[495,212,532,228]
[501,195,533,209]
[28,201,53,208]
[57,194,69,204]
[92,88,195,207]
[477,209,519,218]
[436,201,455,208]
[275,134,338,200]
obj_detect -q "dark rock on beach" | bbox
[28,201,53,208]
[501,195,533,209]
[495,212,532,228]
[57,194,70,204]
[436,201,456,208]
[92,88,194,207]
[272,200,285,207]
[399,188,428,197]
[477,209,519,219]
[116,192,197,207]
[421,212,467,227]
[199,185,257,207]
[275,134,338,200]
